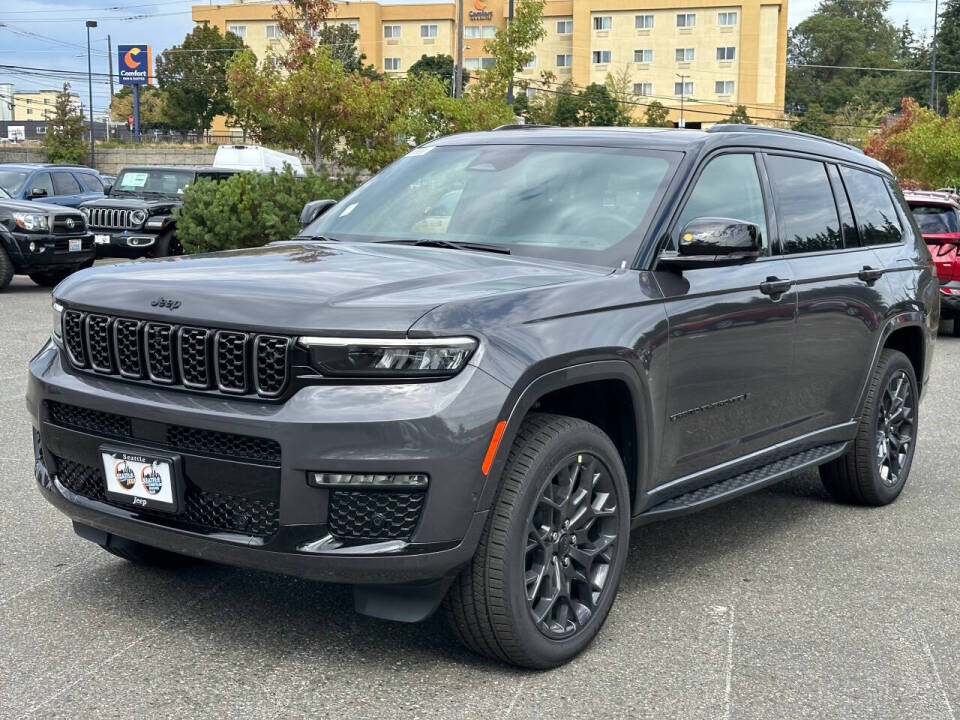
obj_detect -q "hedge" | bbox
[175,170,356,253]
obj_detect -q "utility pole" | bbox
[676,73,688,127]
[86,20,98,167]
[455,0,464,97]
[107,35,115,102]
[506,0,515,105]
[930,0,939,110]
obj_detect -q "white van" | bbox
[213,145,306,176]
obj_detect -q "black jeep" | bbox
[0,188,93,290]
[80,166,237,258]
[30,126,937,668]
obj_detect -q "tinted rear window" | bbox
[78,173,104,192]
[839,167,902,245]
[910,203,959,234]
[765,155,842,254]
[52,171,82,195]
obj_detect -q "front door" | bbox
[653,152,797,485]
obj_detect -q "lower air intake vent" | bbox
[328,489,426,541]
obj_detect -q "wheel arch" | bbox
[854,311,929,417]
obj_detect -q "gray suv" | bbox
[27,125,937,668]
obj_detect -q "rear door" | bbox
[766,154,886,434]
[50,171,84,207]
[654,152,797,484]
[74,171,105,204]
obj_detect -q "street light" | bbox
[85,20,97,168]
[675,73,688,128]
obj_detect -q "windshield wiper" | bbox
[381,238,511,255]
[293,234,340,242]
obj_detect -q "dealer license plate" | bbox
[94,234,111,245]
[101,448,180,513]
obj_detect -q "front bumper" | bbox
[6,231,95,270]
[939,282,960,316]
[91,229,157,258]
[28,341,509,584]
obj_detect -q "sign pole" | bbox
[133,83,141,141]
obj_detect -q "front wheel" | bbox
[444,413,631,668]
[820,348,918,505]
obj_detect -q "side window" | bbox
[675,153,769,252]
[52,171,82,195]
[839,166,903,245]
[28,172,54,197]
[765,155,842,254]
[826,164,858,247]
[78,173,103,192]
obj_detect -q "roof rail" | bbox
[491,123,555,130]
[707,123,862,153]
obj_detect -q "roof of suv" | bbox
[431,124,891,176]
[903,189,960,208]
[0,163,98,172]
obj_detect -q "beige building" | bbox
[193,0,787,128]
[9,90,82,122]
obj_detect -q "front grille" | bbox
[54,455,280,537]
[45,401,281,465]
[328,489,426,541]
[88,207,136,230]
[61,308,291,399]
[52,214,86,235]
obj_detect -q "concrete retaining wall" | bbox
[0,145,218,174]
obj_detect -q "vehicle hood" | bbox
[0,198,84,215]
[53,241,606,333]
[80,197,180,212]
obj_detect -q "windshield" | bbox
[0,170,28,196]
[911,203,959,234]
[113,168,195,197]
[304,144,679,266]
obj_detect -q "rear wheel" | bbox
[0,247,13,291]
[820,348,918,505]
[103,536,198,568]
[444,413,631,668]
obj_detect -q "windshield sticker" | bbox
[121,172,149,188]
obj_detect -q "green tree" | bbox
[933,0,960,106]
[42,84,86,165]
[154,24,245,133]
[642,100,672,127]
[578,83,621,126]
[832,100,887,148]
[604,65,636,125]
[272,0,336,67]
[552,83,580,126]
[725,104,753,124]
[316,23,380,78]
[409,54,469,88]
[792,103,834,138]
[109,85,169,129]
[474,0,546,99]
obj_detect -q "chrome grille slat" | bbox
[58,309,287,398]
[89,207,134,230]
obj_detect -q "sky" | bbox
[0,0,943,119]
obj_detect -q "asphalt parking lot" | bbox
[2,274,959,720]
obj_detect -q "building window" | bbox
[384,57,402,71]
[674,81,693,96]
[481,57,496,69]
[524,55,536,69]
[464,57,481,70]
[718,11,738,26]
[464,26,480,38]
[36,125,46,134]
[265,24,281,39]
[556,19,573,34]
[633,83,653,96]
[383,24,401,38]
[525,87,537,98]
[26,108,33,115]
[635,14,654,29]
[676,13,696,28]
[634,49,653,63]
[593,16,612,31]
[556,53,573,67]
[43,98,50,104]
[420,24,438,38]
[675,47,695,62]
[481,25,497,38]
[592,50,612,64]
[717,46,736,61]
[715,80,735,95]
[227,25,246,39]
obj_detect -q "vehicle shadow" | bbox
[63,469,841,675]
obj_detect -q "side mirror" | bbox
[299,199,337,228]
[28,187,48,199]
[658,217,762,271]
[103,183,113,195]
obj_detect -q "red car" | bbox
[905,189,960,334]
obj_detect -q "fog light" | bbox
[29,241,36,252]
[309,472,429,488]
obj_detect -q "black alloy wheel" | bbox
[875,369,914,487]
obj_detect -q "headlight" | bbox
[13,212,49,231]
[299,336,477,378]
[52,301,63,340]
[131,209,148,226]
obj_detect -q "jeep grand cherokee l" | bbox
[28,126,937,668]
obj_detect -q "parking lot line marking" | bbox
[717,606,735,720]
[17,581,225,719]
[504,679,525,718]
[917,629,956,720]
[0,552,99,608]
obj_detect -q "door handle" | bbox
[759,277,792,296]
[858,266,883,284]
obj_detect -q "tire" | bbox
[103,536,198,569]
[149,231,181,258]
[952,318,960,338]
[820,348,918,506]
[444,413,631,668]
[0,247,13,291]
[28,267,76,287]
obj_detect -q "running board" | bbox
[635,442,849,525]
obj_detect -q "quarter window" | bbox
[676,154,769,251]
[840,167,903,245]
[766,155,842,254]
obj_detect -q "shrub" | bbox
[176,170,355,253]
